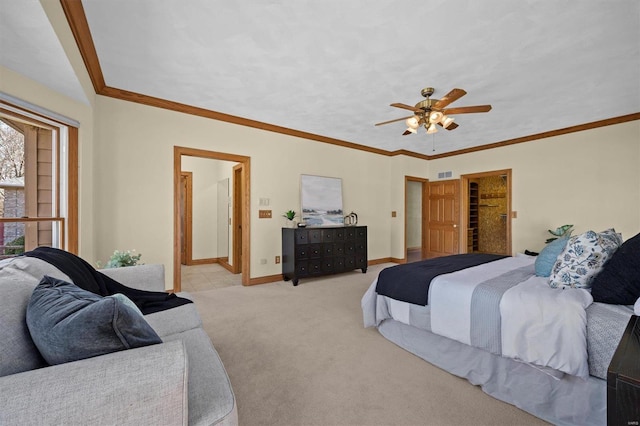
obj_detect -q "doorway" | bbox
[405,176,428,263]
[461,169,512,255]
[173,146,251,291]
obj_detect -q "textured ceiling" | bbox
[2,1,639,156]
[0,0,88,104]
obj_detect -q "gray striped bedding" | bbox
[381,280,633,380]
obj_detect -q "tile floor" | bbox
[180,263,242,292]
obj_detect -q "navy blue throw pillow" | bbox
[591,232,640,305]
[26,276,162,365]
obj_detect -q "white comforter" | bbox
[430,256,535,346]
[500,275,592,378]
[366,255,594,379]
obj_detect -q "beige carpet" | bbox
[181,263,242,291]
[190,264,548,426]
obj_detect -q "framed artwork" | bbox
[300,174,344,227]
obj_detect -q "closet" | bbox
[464,173,509,255]
[467,181,479,252]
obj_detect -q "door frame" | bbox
[179,171,193,265]
[460,169,512,255]
[404,176,428,263]
[173,146,251,291]
[231,163,243,274]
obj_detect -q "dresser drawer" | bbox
[321,228,336,243]
[282,226,368,286]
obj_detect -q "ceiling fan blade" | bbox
[374,115,413,126]
[437,121,459,131]
[433,88,466,109]
[390,103,422,113]
[402,130,412,136]
[443,105,492,115]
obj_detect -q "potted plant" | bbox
[283,210,297,228]
[545,224,574,244]
[99,249,143,268]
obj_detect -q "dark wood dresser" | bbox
[281,226,367,286]
[607,314,640,425]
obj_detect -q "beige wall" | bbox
[427,120,640,254]
[93,96,407,287]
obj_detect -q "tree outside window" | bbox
[0,121,26,255]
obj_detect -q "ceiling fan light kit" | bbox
[377,87,492,136]
[441,115,455,128]
[405,116,420,133]
[429,110,443,123]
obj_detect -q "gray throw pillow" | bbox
[26,276,162,365]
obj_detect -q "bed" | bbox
[362,230,640,426]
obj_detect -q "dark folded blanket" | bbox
[376,253,508,306]
[25,247,192,315]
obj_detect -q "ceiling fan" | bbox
[375,87,492,135]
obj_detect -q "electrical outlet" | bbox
[275,256,280,264]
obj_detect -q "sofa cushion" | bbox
[162,327,237,425]
[26,276,162,365]
[0,257,72,377]
[100,264,166,292]
[144,302,202,338]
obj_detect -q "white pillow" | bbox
[634,297,640,315]
[548,229,623,289]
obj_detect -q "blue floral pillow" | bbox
[548,229,623,289]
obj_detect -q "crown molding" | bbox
[424,112,640,160]
[60,0,639,161]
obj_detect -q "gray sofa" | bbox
[0,256,237,426]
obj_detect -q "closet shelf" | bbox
[480,193,506,199]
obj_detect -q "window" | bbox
[0,99,78,257]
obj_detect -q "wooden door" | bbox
[426,180,460,258]
[232,164,243,273]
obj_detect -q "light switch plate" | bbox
[259,210,272,218]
